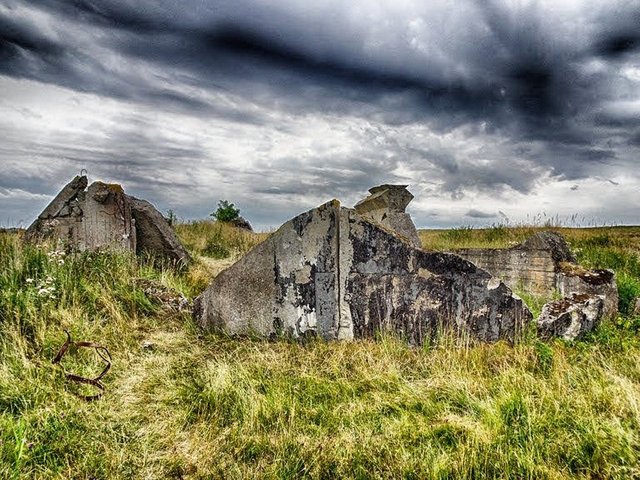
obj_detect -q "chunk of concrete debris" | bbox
[354,184,422,248]
[557,265,618,320]
[634,298,640,317]
[519,231,576,263]
[455,231,617,318]
[25,175,190,268]
[129,197,191,268]
[194,200,532,345]
[230,216,253,232]
[135,278,191,313]
[537,293,604,341]
[84,181,137,251]
[25,176,136,252]
[33,175,88,221]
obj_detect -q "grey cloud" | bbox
[1,0,639,228]
[466,209,496,219]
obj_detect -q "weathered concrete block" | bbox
[24,175,87,245]
[130,197,191,268]
[354,184,421,248]
[81,182,136,251]
[557,266,617,319]
[194,200,339,338]
[537,293,604,341]
[194,200,532,344]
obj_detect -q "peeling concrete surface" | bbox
[194,200,532,344]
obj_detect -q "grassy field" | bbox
[1,222,639,479]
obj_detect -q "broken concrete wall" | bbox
[194,200,532,344]
[82,182,136,251]
[455,232,575,296]
[455,232,618,318]
[454,247,558,296]
[25,175,189,267]
[354,185,422,248]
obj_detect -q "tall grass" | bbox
[1,224,640,479]
[175,220,268,260]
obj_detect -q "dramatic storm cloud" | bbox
[1,0,639,229]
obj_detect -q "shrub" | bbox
[210,200,240,223]
[202,239,230,259]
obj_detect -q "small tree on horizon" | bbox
[210,200,240,222]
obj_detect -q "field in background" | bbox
[1,222,639,479]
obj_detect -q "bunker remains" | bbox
[194,199,532,345]
[354,184,421,248]
[455,231,618,318]
[25,175,190,268]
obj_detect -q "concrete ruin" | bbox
[537,293,604,341]
[455,232,618,319]
[354,185,421,248]
[194,200,532,345]
[25,175,190,268]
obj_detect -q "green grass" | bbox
[1,224,640,479]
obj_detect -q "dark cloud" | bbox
[629,131,640,146]
[597,35,640,57]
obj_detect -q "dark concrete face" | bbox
[194,200,533,344]
[129,197,191,268]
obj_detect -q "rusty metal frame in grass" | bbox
[52,330,111,401]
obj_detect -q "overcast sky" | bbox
[1,0,639,229]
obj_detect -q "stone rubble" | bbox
[537,293,604,341]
